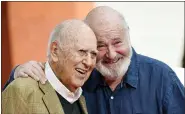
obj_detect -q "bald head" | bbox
[47,19,96,57]
[47,19,97,92]
[84,6,132,79]
[84,6,128,32]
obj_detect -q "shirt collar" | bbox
[45,61,82,104]
[123,48,139,89]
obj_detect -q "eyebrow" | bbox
[80,48,98,54]
[97,41,105,44]
[113,37,121,40]
[89,49,98,54]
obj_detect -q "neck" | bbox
[104,76,123,91]
[62,82,77,93]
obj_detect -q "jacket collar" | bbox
[39,81,65,114]
[39,81,88,114]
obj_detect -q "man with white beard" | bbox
[3,6,185,114]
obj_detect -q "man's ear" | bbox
[50,41,59,62]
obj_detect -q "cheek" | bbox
[84,73,91,81]
[97,50,106,62]
[71,54,83,66]
[116,47,130,56]
[91,60,96,68]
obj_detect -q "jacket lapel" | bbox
[39,81,65,114]
[79,95,88,114]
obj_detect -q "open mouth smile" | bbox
[103,58,121,64]
[75,68,87,74]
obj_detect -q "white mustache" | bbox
[102,55,123,64]
[96,56,131,78]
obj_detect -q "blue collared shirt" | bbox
[3,48,185,114]
[82,48,185,114]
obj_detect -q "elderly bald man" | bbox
[2,19,97,114]
[3,6,185,114]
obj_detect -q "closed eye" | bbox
[97,44,106,48]
[91,52,97,58]
[114,41,122,45]
[79,49,86,55]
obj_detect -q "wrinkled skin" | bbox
[49,20,97,92]
[14,6,132,90]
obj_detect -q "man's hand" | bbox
[14,61,47,84]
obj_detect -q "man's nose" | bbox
[83,54,93,68]
[105,46,116,59]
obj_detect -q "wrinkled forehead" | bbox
[90,18,124,30]
[60,24,95,42]
[75,35,97,50]
[94,26,129,42]
[88,18,127,37]
[61,30,97,50]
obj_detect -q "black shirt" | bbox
[56,92,84,114]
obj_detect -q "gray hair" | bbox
[47,19,91,58]
[47,22,64,57]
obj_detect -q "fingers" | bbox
[38,62,45,70]
[14,70,28,79]
[14,60,47,84]
[19,72,28,77]
[31,63,46,84]
[31,62,45,78]
[25,69,39,81]
[14,66,27,79]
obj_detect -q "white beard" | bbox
[95,49,132,79]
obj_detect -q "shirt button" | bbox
[110,96,114,99]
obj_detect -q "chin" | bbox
[73,80,84,88]
[96,57,131,79]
